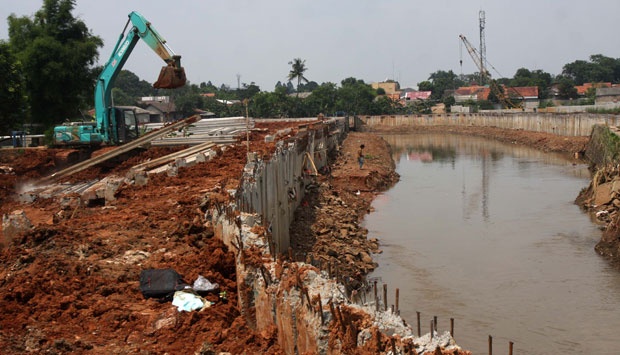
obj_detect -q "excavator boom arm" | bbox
[94,11,186,144]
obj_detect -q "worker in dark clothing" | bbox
[357,144,365,169]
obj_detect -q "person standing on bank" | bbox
[357,144,365,169]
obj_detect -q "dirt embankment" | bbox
[368,124,589,155]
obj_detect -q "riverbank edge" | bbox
[577,125,620,262]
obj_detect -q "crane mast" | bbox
[479,10,486,85]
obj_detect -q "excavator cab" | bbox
[154,55,186,89]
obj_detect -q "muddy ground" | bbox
[0,122,592,354]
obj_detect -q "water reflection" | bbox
[367,134,620,355]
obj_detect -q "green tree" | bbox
[287,58,309,96]
[561,60,589,85]
[555,76,578,99]
[251,86,294,118]
[335,77,376,115]
[110,88,135,106]
[250,91,277,118]
[8,0,102,129]
[175,91,204,117]
[417,80,433,92]
[298,80,319,92]
[590,54,620,83]
[236,82,261,101]
[0,40,28,134]
[304,82,337,116]
[114,70,155,99]
[510,68,553,99]
[199,81,218,93]
[370,96,401,115]
[285,81,295,94]
[426,70,463,101]
[562,55,620,85]
[442,95,456,110]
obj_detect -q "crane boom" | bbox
[458,34,521,108]
[458,34,489,83]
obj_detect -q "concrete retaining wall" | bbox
[357,112,620,137]
[585,125,620,167]
[236,118,347,254]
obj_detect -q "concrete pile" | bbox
[127,142,222,183]
[17,176,124,207]
[146,116,254,146]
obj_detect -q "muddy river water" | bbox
[366,134,620,355]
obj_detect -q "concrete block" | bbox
[2,210,32,241]
[167,163,178,177]
[104,177,124,203]
[134,171,148,186]
[81,182,102,203]
[175,157,187,168]
[195,152,207,163]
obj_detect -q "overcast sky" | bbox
[2,0,620,91]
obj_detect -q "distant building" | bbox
[287,92,312,99]
[506,86,539,109]
[372,81,400,95]
[575,82,611,96]
[452,85,539,109]
[402,91,432,101]
[139,96,183,122]
[453,85,490,102]
[595,86,620,104]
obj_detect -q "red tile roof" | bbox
[507,86,538,99]
[575,82,611,95]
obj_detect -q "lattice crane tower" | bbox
[479,10,487,85]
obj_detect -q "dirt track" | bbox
[0,123,590,354]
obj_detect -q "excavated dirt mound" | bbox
[0,129,282,353]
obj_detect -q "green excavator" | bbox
[53,11,186,146]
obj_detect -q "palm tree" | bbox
[287,58,309,97]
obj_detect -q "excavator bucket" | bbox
[153,55,187,89]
